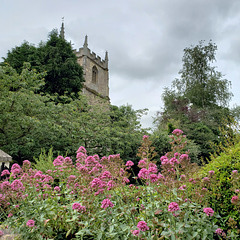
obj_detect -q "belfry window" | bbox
[92,66,98,84]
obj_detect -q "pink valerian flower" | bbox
[95,189,104,196]
[157,173,165,180]
[108,154,120,162]
[53,156,64,166]
[68,175,77,182]
[235,189,240,193]
[11,179,25,191]
[172,129,183,136]
[131,229,140,236]
[26,219,35,227]
[138,159,147,168]
[90,178,106,189]
[101,198,114,209]
[63,157,73,165]
[168,202,180,213]
[126,161,134,167]
[142,135,149,140]
[231,196,239,205]
[43,175,54,183]
[122,177,130,184]
[76,152,86,163]
[22,160,31,169]
[179,154,189,162]
[150,174,159,183]
[107,180,115,190]
[174,152,180,158]
[138,168,149,179]
[76,164,89,173]
[100,171,112,179]
[232,170,238,174]
[72,202,86,212]
[137,221,149,231]
[1,169,10,177]
[11,163,21,172]
[54,186,61,192]
[215,228,226,237]
[203,207,214,216]
[169,157,180,165]
[8,213,13,218]
[34,171,44,179]
[11,163,21,175]
[160,156,169,165]
[1,181,11,191]
[0,230,3,236]
[85,156,98,167]
[77,146,87,155]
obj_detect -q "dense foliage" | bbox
[200,140,240,227]
[2,30,84,99]
[155,41,235,162]
[0,130,239,239]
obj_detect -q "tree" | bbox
[41,30,84,98]
[155,41,234,163]
[173,40,232,108]
[2,29,84,99]
[1,41,40,74]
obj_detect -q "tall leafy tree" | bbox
[41,30,84,98]
[155,41,234,162]
[2,29,84,99]
[173,40,232,108]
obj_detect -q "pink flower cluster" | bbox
[26,219,35,227]
[11,179,25,191]
[231,195,239,205]
[1,169,10,177]
[203,207,214,217]
[168,202,180,213]
[142,135,149,140]
[215,228,226,237]
[72,202,86,212]
[11,163,22,176]
[101,198,114,209]
[172,129,183,136]
[126,160,134,169]
[137,221,149,231]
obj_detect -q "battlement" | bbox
[74,47,108,69]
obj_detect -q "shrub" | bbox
[199,141,240,235]
[0,130,239,239]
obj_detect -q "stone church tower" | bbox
[60,22,110,103]
[75,36,110,102]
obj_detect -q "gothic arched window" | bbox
[92,66,98,84]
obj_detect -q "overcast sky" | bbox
[1,0,240,128]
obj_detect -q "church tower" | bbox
[74,36,110,102]
[60,22,110,103]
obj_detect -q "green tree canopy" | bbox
[2,29,84,99]
[173,40,232,108]
[0,64,146,164]
[155,41,235,163]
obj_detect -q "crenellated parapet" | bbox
[74,36,108,69]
